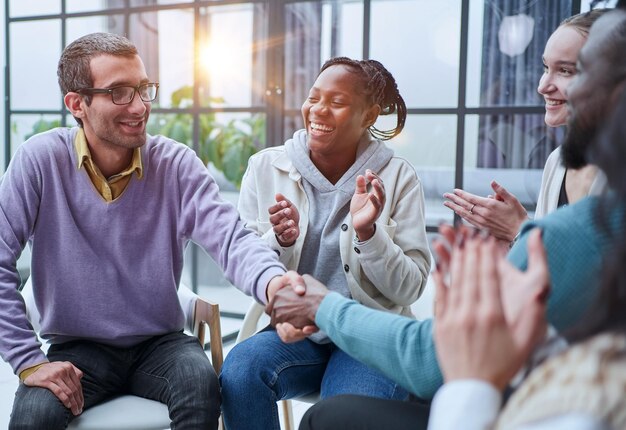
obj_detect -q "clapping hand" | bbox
[268,193,300,247]
[443,180,528,243]
[350,170,385,242]
[433,228,549,391]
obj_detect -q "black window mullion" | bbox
[61,0,68,127]
[454,0,470,195]
[4,0,10,169]
[363,0,370,59]
[267,0,286,145]
[188,0,203,294]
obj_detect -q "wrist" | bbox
[445,372,508,392]
[19,362,47,381]
[275,235,295,248]
[355,224,376,242]
[266,275,282,302]
[307,291,327,322]
[509,231,521,248]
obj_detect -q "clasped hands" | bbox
[266,273,330,343]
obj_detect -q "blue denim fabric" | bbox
[220,328,408,430]
[9,332,220,430]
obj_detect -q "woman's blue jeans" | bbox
[220,327,408,430]
[9,331,220,430]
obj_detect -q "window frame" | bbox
[3,0,586,291]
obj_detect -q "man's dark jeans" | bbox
[9,331,220,429]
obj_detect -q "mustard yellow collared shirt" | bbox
[74,128,143,201]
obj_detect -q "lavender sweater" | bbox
[0,127,285,375]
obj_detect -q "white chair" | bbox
[236,301,319,430]
[21,279,223,430]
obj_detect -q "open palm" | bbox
[350,170,385,239]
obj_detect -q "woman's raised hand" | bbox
[268,193,300,247]
[443,180,528,243]
[433,228,549,391]
[350,169,385,242]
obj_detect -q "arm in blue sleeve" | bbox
[316,292,443,400]
[507,198,611,332]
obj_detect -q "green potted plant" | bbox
[148,85,263,189]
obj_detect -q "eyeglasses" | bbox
[75,82,159,105]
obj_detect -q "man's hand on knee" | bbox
[24,361,84,415]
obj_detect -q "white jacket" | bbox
[535,147,607,218]
[238,145,431,317]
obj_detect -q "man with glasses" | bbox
[0,32,299,429]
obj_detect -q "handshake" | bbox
[266,274,329,341]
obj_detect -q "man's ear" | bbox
[64,92,86,121]
[363,104,382,128]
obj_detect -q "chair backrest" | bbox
[235,301,268,344]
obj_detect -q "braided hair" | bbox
[319,57,407,141]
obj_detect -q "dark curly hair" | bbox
[319,57,407,141]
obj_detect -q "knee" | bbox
[299,402,319,430]
[9,385,70,430]
[179,353,220,399]
[164,355,221,428]
[299,397,344,430]
[169,355,221,422]
[220,341,264,388]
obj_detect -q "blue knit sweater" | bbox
[315,196,623,399]
[0,127,285,375]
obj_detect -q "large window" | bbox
[6,0,613,294]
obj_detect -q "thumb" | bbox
[516,298,548,359]
[293,283,306,296]
[491,180,514,203]
[526,229,550,297]
[265,296,275,316]
[433,269,448,318]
